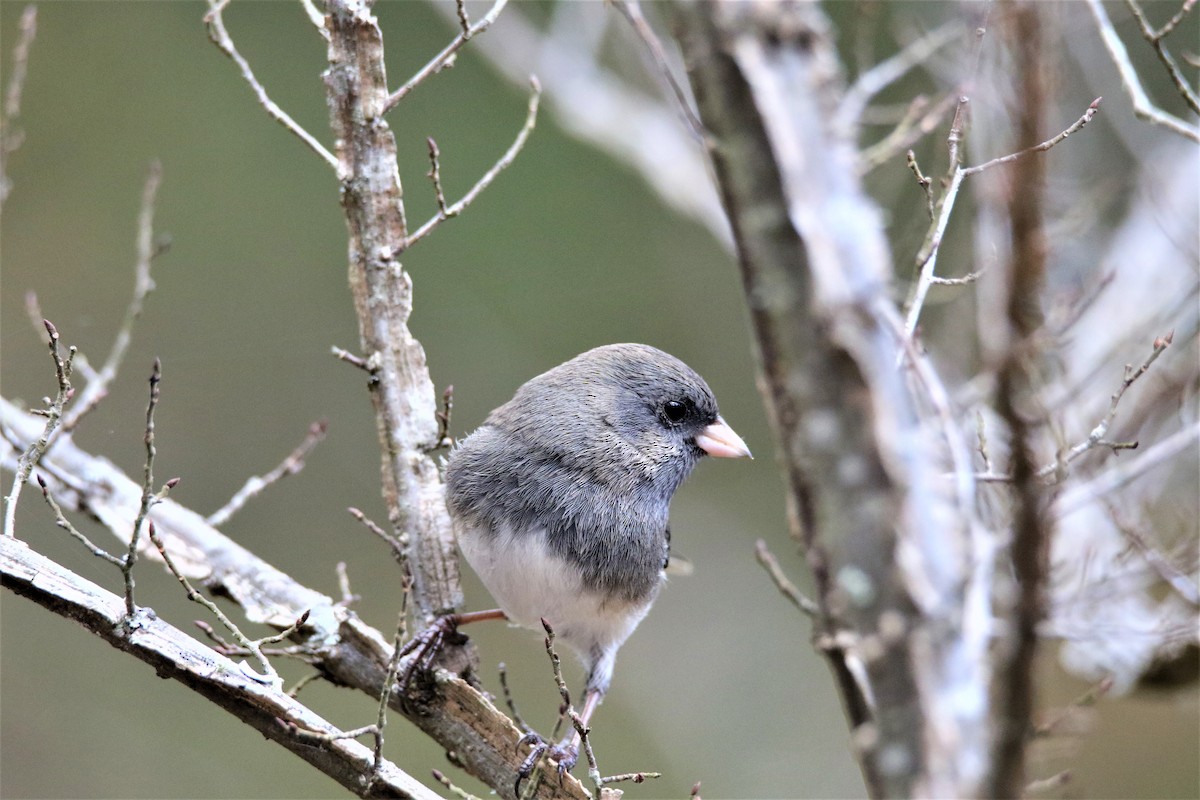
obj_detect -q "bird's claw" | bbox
[395,615,465,708]
[514,731,578,794]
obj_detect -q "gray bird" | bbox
[443,343,750,776]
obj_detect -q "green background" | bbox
[2,2,1196,798]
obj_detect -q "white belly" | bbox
[456,521,658,663]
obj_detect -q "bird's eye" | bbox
[662,400,688,424]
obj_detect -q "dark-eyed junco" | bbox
[444,343,750,775]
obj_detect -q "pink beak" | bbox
[695,416,752,459]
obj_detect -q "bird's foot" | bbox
[514,730,578,793]
[396,615,467,707]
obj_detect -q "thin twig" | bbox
[382,0,509,113]
[347,506,407,564]
[335,561,359,607]
[407,77,541,248]
[945,95,969,180]
[207,420,328,527]
[1034,676,1113,737]
[0,4,37,207]
[754,539,820,618]
[330,345,371,371]
[279,720,380,746]
[3,320,74,538]
[610,0,706,142]
[541,618,573,743]
[364,599,412,794]
[122,359,163,616]
[1105,503,1199,607]
[435,384,454,449]
[454,0,471,34]
[299,0,330,40]
[287,671,325,698]
[903,99,1101,338]
[860,91,959,174]
[1123,0,1200,114]
[569,709,603,797]
[1025,771,1072,795]
[196,618,321,663]
[930,269,986,286]
[2,5,36,125]
[1085,0,1199,142]
[903,167,964,339]
[1035,331,1172,479]
[498,662,534,735]
[426,137,449,216]
[906,149,935,220]
[431,769,483,800]
[36,475,123,566]
[62,161,165,432]
[1152,0,1197,39]
[600,771,661,786]
[960,97,1102,177]
[148,521,292,689]
[837,21,964,130]
[204,0,339,169]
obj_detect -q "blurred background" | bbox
[1,2,1196,798]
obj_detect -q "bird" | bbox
[441,343,751,779]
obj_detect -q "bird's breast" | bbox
[456,520,660,659]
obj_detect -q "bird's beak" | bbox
[695,416,752,459]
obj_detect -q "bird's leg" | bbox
[514,687,602,791]
[396,608,507,698]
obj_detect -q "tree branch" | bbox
[675,3,989,796]
[0,397,588,800]
[322,0,462,626]
[0,535,437,800]
[986,5,1051,795]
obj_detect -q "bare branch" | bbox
[1152,0,1197,39]
[204,0,339,169]
[331,345,370,371]
[860,91,959,174]
[903,167,965,338]
[382,0,509,113]
[906,149,936,219]
[151,521,295,689]
[407,77,541,248]
[0,396,590,799]
[1085,0,1200,142]
[961,98,1102,177]
[1057,420,1200,517]
[987,9,1051,793]
[1123,0,1200,114]
[36,475,124,567]
[929,268,985,286]
[348,506,408,565]
[0,535,436,799]
[836,20,964,131]
[120,359,164,616]
[425,0,728,246]
[754,539,820,618]
[0,4,37,207]
[425,136,449,216]
[1035,332,1172,479]
[1,5,36,124]
[904,98,1101,338]
[300,0,330,40]
[62,161,165,432]
[207,420,329,527]
[1105,504,1200,608]
[611,0,706,141]
[3,320,74,538]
